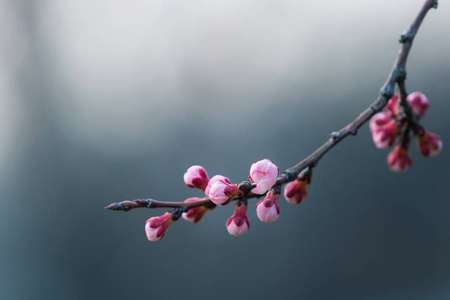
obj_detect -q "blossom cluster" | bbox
[145,159,311,241]
[369,92,442,173]
[140,92,443,242]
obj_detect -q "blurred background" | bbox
[0,0,449,299]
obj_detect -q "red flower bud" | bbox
[204,175,229,197]
[255,190,280,223]
[145,213,174,242]
[407,91,429,118]
[385,93,400,117]
[284,178,308,205]
[206,175,240,206]
[370,112,399,149]
[387,145,412,173]
[182,198,209,223]
[226,202,250,236]
[417,130,443,157]
[183,165,209,191]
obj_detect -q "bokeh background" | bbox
[1,0,449,299]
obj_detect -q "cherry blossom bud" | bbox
[249,159,279,195]
[284,178,308,205]
[417,131,443,157]
[145,212,174,242]
[183,165,209,191]
[255,190,280,223]
[369,112,399,149]
[384,93,400,116]
[387,145,412,173]
[407,92,429,118]
[226,202,250,236]
[208,178,240,206]
[204,175,229,196]
[182,198,209,223]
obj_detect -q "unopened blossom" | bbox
[407,92,429,118]
[369,112,399,149]
[255,190,280,223]
[204,175,229,197]
[249,159,279,194]
[182,197,209,223]
[208,177,240,206]
[226,202,250,236]
[384,93,400,117]
[183,165,209,191]
[417,131,443,157]
[145,212,174,242]
[387,145,412,173]
[284,178,308,205]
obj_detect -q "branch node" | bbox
[237,197,248,206]
[330,131,341,140]
[170,208,183,221]
[399,32,412,44]
[238,181,253,194]
[272,184,282,194]
[380,88,394,102]
[281,171,296,182]
[134,198,152,208]
[300,167,313,184]
[394,67,407,81]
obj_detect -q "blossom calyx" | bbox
[417,130,443,157]
[387,145,412,173]
[182,198,209,223]
[407,92,429,118]
[226,202,250,236]
[369,112,399,149]
[255,189,280,223]
[145,212,174,242]
[249,159,279,195]
[184,165,209,191]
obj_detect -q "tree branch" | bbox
[105,0,438,213]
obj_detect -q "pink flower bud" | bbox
[183,165,209,191]
[226,202,250,236]
[407,92,429,118]
[204,175,229,196]
[387,145,412,173]
[145,212,174,241]
[182,197,209,223]
[384,93,400,116]
[369,112,399,149]
[249,159,279,195]
[208,178,240,206]
[255,190,280,223]
[284,179,308,205]
[417,131,443,157]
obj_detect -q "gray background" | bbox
[1,0,449,299]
